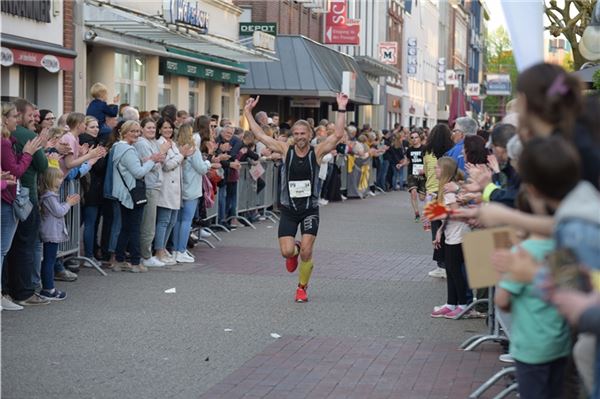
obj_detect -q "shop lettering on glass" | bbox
[168,0,209,33]
[1,0,51,23]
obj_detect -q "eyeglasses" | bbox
[44,117,56,121]
[210,125,217,128]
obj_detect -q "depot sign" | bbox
[324,0,360,45]
[239,22,277,36]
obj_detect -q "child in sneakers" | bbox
[39,166,80,301]
[431,156,471,318]
[494,191,571,399]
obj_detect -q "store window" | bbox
[189,79,199,116]
[158,74,171,108]
[114,52,147,110]
[221,84,230,120]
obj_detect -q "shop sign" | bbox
[486,74,511,96]
[437,58,446,90]
[239,22,277,36]
[165,0,209,33]
[290,98,321,108]
[407,37,417,76]
[1,47,14,67]
[1,0,51,23]
[253,31,275,52]
[161,58,246,85]
[378,42,398,65]
[5,48,73,72]
[324,0,360,45]
[341,71,356,99]
[446,69,458,86]
[465,83,480,97]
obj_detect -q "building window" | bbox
[221,84,230,119]
[158,74,171,108]
[115,52,147,110]
[189,79,200,116]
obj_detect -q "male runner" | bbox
[244,93,349,302]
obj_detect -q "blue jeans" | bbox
[32,239,42,289]
[41,242,59,291]
[109,201,121,253]
[0,201,17,276]
[155,207,179,251]
[82,205,99,258]
[377,160,389,189]
[392,166,404,189]
[218,182,238,225]
[173,199,198,252]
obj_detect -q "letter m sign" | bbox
[378,42,398,65]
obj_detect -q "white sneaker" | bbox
[175,251,195,263]
[142,256,166,268]
[1,295,24,311]
[428,267,447,279]
[341,194,347,201]
[318,198,329,206]
[200,229,211,238]
[190,232,199,241]
[499,354,515,363]
[157,254,177,265]
[368,191,376,197]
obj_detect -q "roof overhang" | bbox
[354,56,400,77]
[83,0,278,63]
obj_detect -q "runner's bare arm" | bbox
[316,93,349,163]
[243,96,288,155]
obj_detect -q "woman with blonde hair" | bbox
[111,120,164,272]
[171,123,211,263]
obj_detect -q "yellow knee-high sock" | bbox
[298,259,313,287]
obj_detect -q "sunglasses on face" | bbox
[210,125,217,128]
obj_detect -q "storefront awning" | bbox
[354,56,399,78]
[83,0,277,63]
[1,33,77,58]
[241,36,373,104]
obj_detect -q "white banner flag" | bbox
[501,0,544,72]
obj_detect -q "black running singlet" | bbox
[279,146,320,211]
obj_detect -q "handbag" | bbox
[116,156,147,207]
[13,181,33,221]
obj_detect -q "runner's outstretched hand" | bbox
[336,93,349,110]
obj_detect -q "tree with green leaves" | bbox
[545,0,598,70]
[484,27,518,117]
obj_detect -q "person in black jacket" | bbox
[79,116,108,261]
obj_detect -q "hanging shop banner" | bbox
[465,83,480,97]
[239,22,277,36]
[324,0,360,45]
[1,47,73,72]
[437,58,446,90]
[406,37,417,76]
[486,74,512,96]
[160,58,246,84]
[378,42,398,65]
[290,98,321,108]
[446,69,458,86]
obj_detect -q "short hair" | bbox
[491,123,516,148]
[454,117,478,136]
[122,106,140,121]
[14,98,33,115]
[90,82,108,99]
[291,120,312,135]
[519,136,581,200]
[268,112,279,118]
[243,130,255,141]
[176,110,188,118]
[161,104,177,121]
[506,135,523,162]
[220,118,232,128]
[66,112,86,130]
[464,135,488,165]
[255,111,268,124]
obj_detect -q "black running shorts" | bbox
[278,207,320,238]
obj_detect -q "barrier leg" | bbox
[202,227,221,242]
[71,255,107,276]
[492,382,518,399]
[464,335,509,352]
[198,239,215,249]
[455,298,488,320]
[469,367,516,399]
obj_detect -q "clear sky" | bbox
[486,0,507,32]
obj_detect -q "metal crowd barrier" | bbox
[57,179,106,276]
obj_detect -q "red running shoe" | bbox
[285,241,301,273]
[295,286,308,302]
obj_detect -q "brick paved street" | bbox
[2,191,513,399]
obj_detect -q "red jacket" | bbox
[1,136,33,204]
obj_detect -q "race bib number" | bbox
[289,180,311,198]
[412,164,424,175]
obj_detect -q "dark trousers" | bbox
[115,204,144,266]
[100,199,114,259]
[41,243,59,291]
[6,206,40,300]
[445,243,467,305]
[515,357,567,399]
[431,220,445,266]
